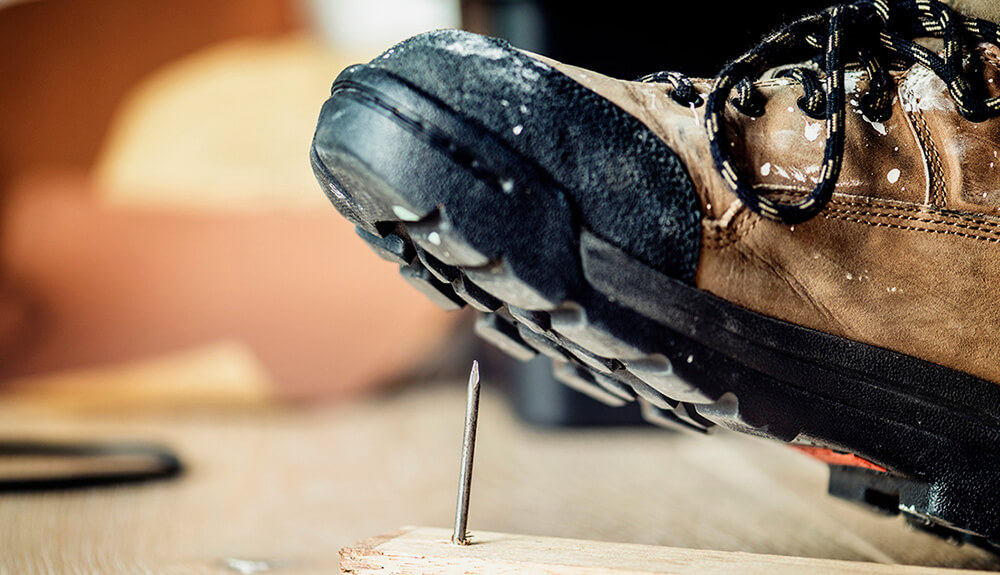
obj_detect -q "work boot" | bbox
[311,0,1000,548]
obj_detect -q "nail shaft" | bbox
[452,360,480,545]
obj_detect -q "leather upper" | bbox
[543,48,1000,385]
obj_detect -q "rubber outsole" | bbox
[311,64,1000,551]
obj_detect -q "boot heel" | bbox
[828,465,928,516]
[828,463,1000,549]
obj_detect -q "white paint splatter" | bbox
[846,273,854,280]
[428,232,441,245]
[887,168,901,184]
[761,162,772,176]
[852,103,888,135]
[393,205,421,221]
[443,37,509,60]
[900,65,955,112]
[512,124,524,135]
[804,122,822,141]
[501,179,514,193]
[844,71,862,94]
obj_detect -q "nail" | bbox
[452,360,480,545]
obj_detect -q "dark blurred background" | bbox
[469,1,835,79]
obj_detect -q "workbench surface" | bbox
[2,377,997,573]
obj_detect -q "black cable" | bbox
[0,440,182,493]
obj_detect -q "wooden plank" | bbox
[3,379,998,573]
[341,527,993,575]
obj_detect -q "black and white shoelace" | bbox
[643,0,1000,224]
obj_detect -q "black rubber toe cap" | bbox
[353,29,702,283]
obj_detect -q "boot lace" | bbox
[641,0,1000,224]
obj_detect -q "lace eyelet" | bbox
[731,78,767,117]
[672,91,704,108]
[859,94,892,123]
[797,97,827,120]
[730,96,766,117]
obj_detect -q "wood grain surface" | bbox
[341,527,998,575]
[1,375,999,573]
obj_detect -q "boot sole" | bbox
[312,65,1000,550]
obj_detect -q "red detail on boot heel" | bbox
[793,446,888,472]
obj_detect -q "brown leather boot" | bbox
[312,0,1000,548]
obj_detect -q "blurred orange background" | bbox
[0,0,466,402]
